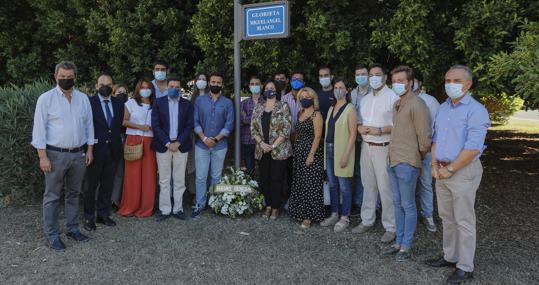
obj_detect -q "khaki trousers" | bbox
[156,150,188,215]
[360,142,395,232]
[436,159,483,272]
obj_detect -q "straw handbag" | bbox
[123,109,149,161]
[124,136,143,161]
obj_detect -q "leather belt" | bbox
[436,161,451,167]
[365,141,390,147]
[46,144,87,153]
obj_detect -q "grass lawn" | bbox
[490,118,539,133]
[0,130,538,284]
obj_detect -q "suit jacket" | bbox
[89,95,124,161]
[151,96,194,153]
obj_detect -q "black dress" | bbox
[288,111,325,222]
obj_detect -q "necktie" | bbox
[104,100,113,128]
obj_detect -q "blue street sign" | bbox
[243,1,289,40]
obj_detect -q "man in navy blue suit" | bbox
[152,77,194,221]
[84,72,124,231]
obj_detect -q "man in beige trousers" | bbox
[426,65,490,284]
[352,63,399,243]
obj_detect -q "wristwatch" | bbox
[446,165,455,173]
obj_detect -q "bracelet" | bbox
[203,136,208,142]
[271,144,276,149]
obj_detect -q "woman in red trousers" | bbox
[117,78,157,218]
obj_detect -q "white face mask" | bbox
[369,76,384,89]
[333,89,346,100]
[445,83,464,99]
[196,79,207,90]
[139,88,151,98]
[392,83,407,96]
[319,77,331,88]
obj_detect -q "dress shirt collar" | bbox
[446,92,471,106]
[98,94,111,102]
[56,85,76,98]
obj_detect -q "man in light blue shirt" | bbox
[426,65,490,284]
[152,60,169,98]
[152,77,194,222]
[349,64,370,213]
[31,61,94,251]
[192,72,234,218]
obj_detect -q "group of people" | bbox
[32,60,489,284]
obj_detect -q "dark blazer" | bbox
[89,95,124,161]
[151,96,194,153]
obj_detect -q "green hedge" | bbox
[0,80,53,205]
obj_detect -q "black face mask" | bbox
[58,78,75,91]
[263,90,277,99]
[300,98,314,108]
[98,86,113,97]
[275,80,286,90]
[209,85,222,94]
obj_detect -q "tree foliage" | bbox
[487,21,539,109]
[0,0,538,108]
[0,0,199,88]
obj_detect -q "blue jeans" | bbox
[417,152,434,217]
[242,144,256,175]
[353,141,364,207]
[388,163,419,249]
[326,144,352,216]
[195,145,227,209]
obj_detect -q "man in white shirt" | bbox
[414,76,440,232]
[31,61,94,251]
[352,64,398,243]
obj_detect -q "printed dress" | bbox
[288,112,325,222]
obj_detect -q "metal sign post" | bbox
[233,0,241,169]
[233,1,290,168]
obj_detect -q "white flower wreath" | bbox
[208,167,264,218]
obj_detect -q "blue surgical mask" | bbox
[167,88,180,98]
[154,71,167,81]
[355,75,368,87]
[392,83,407,96]
[196,79,207,90]
[319,77,331,88]
[445,83,464,99]
[369,76,384,89]
[291,79,304,90]
[249,85,261,94]
[139,88,151,98]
